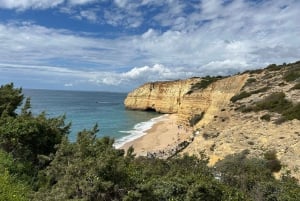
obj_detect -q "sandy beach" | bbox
[121,114,193,157]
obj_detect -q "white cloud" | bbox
[0,0,99,10]
[68,0,96,5]
[0,0,64,10]
[77,10,98,22]
[1,0,300,91]
[64,83,73,87]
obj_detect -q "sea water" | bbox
[23,89,162,148]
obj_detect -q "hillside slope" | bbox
[124,61,300,180]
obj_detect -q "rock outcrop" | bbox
[124,61,300,180]
[124,78,201,113]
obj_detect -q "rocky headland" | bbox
[124,61,300,180]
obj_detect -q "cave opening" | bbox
[145,107,156,112]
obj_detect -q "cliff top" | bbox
[124,60,300,180]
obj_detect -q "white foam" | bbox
[113,114,168,149]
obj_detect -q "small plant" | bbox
[246,78,257,84]
[251,86,270,94]
[266,64,281,71]
[264,150,282,172]
[231,87,270,103]
[260,114,271,121]
[254,92,292,113]
[278,82,287,87]
[282,102,300,121]
[230,91,251,102]
[189,112,205,126]
[243,69,264,75]
[283,68,300,82]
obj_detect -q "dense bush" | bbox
[240,92,300,122]
[0,83,23,116]
[282,102,300,121]
[260,114,271,121]
[265,64,282,71]
[254,92,292,113]
[284,65,300,82]
[0,83,299,201]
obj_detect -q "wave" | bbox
[113,114,168,149]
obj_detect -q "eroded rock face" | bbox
[124,78,201,113]
[124,62,300,181]
[124,74,249,126]
[178,75,248,126]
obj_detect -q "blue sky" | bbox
[0,0,299,92]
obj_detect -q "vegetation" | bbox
[0,83,299,200]
[230,91,251,102]
[260,114,271,121]
[283,65,300,82]
[254,92,292,113]
[246,78,257,84]
[241,92,300,122]
[265,64,282,71]
[187,76,223,94]
[189,112,204,126]
[230,87,270,103]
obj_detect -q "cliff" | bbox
[124,61,300,180]
[124,78,201,113]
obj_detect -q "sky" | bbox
[0,0,299,92]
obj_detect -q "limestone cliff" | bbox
[125,74,249,125]
[124,78,201,113]
[124,61,300,180]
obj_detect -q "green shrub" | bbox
[264,150,282,173]
[187,76,223,94]
[242,92,300,122]
[260,114,271,121]
[254,92,292,113]
[0,171,30,201]
[231,87,270,103]
[283,69,300,82]
[266,64,281,71]
[189,112,204,126]
[251,86,270,94]
[230,91,251,102]
[243,69,264,75]
[246,78,257,84]
[282,103,300,121]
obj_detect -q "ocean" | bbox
[22,89,163,148]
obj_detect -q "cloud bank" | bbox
[0,0,299,91]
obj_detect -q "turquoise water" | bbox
[23,89,162,147]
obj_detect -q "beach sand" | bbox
[121,114,193,157]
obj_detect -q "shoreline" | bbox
[120,114,193,157]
